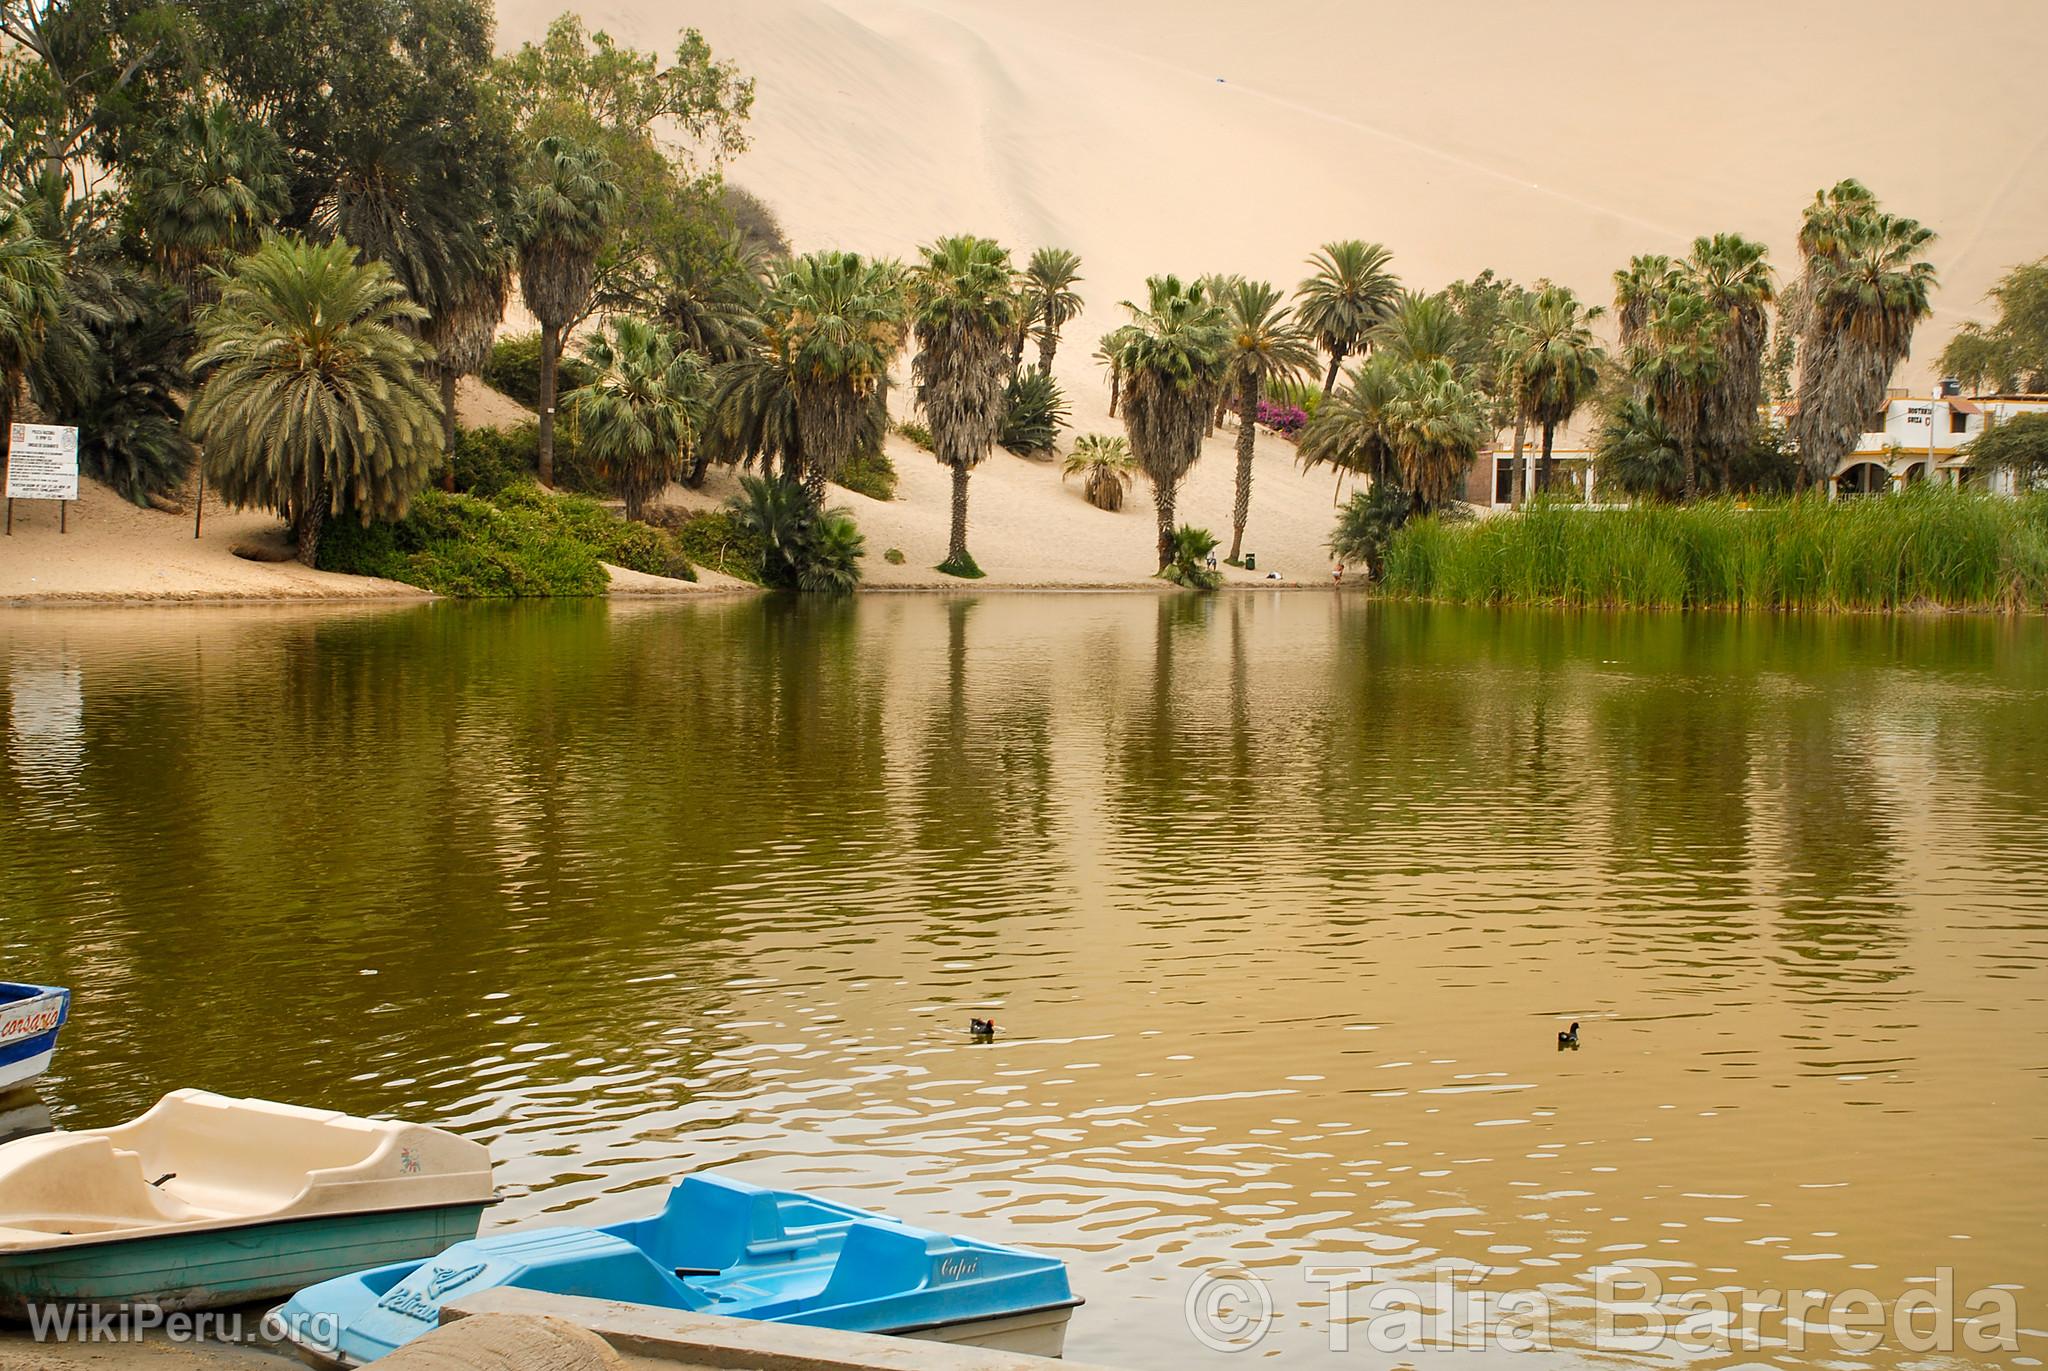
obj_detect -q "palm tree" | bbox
[1626,289,1722,500]
[1295,240,1401,396]
[1788,188,1937,488]
[1491,291,1538,507]
[186,235,440,565]
[1370,290,1467,367]
[622,229,766,365]
[910,235,1017,575]
[1503,285,1607,497]
[1221,279,1316,560]
[1613,253,1676,348]
[762,249,908,502]
[1102,275,1232,570]
[1298,353,1402,491]
[516,136,620,487]
[1023,247,1083,375]
[1384,358,1489,513]
[0,198,62,499]
[124,102,290,299]
[1682,233,1774,490]
[1062,432,1135,511]
[567,315,709,520]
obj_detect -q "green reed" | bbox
[1378,490,2048,611]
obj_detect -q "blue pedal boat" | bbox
[0,984,69,1094]
[277,1172,1081,1367]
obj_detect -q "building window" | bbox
[1950,411,1968,434]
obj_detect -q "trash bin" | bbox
[1244,552,1256,571]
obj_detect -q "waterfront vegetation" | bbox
[1380,490,2048,611]
[0,2,2040,606]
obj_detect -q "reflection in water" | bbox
[0,597,2043,1370]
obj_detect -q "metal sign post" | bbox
[4,423,81,534]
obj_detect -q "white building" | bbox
[1827,391,2048,496]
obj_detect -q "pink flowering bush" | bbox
[1255,399,1309,436]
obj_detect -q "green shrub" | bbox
[319,483,699,596]
[450,424,539,497]
[883,547,906,565]
[482,331,596,410]
[936,550,984,579]
[319,490,611,597]
[1378,489,2048,611]
[667,508,765,583]
[896,420,934,451]
[999,370,1069,455]
[1160,524,1222,590]
[837,447,898,500]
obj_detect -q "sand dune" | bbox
[502,0,2048,383]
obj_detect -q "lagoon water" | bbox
[1,594,2043,1371]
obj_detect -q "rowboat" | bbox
[0,983,70,1093]
[277,1172,1081,1367]
[0,1089,494,1315]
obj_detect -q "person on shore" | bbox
[1333,562,1345,587]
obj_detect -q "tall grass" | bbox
[1379,491,2048,611]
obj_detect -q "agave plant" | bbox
[999,368,1070,455]
[1061,433,1135,511]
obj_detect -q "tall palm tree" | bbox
[1102,275,1232,570]
[1221,279,1316,561]
[1682,233,1774,490]
[516,136,620,486]
[1503,285,1607,497]
[124,102,290,299]
[567,315,708,520]
[1613,253,1676,348]
[0,198,62,498]
[763,249,909,502]
[1491,290,1538,507]
[1023,247,1083,376]
[1385,358,1489,513]
[1295,240,1401,396]
[186,235,440,565]
[1788,188,1937,487]
[1298,353,1403,491]
[1370,290,1467,367]
[911,235,1018,575]
[1626,289,1722,499]
[421,254,512,487]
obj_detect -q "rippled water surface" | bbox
[2,595,2044,1370]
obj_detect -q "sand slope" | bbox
[506,0,2046,381]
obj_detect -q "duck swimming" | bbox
[970,1017,997,1039]
[1557,1021,1580,1049]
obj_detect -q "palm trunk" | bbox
[1509,413,1528,509]
[440,371,459,492]
[686,449,711,488]
[1682,435,1698,501]
[1229,370,1259,562]
[802,462,826,508]
[0,380,12,531]
[293,483,331,567]
[1321,347,1345,398]
[947,462,971,564]
[537,323,559,487]
[1036,331,1057,377]
[1538,420,1557,498]
[1108,361,1121,418]
[1153,480,1175,573]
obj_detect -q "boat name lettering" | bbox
[0,1004,62,1044]
[376,1289,447,1323]
[936,1255,980,1281]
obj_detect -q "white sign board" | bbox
[6,424,80,501]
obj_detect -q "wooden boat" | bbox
[278,1172,1080,1367]
[0,1089,493,1316]
[0,983,70,1094]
